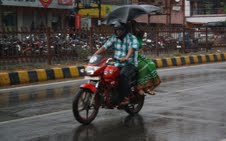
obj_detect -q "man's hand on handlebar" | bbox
[94,46,105,55]
[119,57,129,62]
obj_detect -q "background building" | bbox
[0,0,74,30]
[1,0,225,30]
[136,0,226,27]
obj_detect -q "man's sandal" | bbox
[117,97,129,109]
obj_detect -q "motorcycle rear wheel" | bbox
[124,94,145,115]
[72,89,100,125]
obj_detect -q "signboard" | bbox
[79,4,112,17]
[39,0,53,8]
[172,5,181,11]
[81,17,92,28]
[1,0,74,9]
[58,0,73,5]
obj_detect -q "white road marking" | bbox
[0,79,85,92]
[158,61,226,72]
[0,110,71,126]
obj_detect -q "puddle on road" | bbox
[21,113,226,141]
[160,71,226,83]
[0,86,79,107]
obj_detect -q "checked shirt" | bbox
[103,33,139,67]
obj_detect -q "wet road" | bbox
[0,62,226,141]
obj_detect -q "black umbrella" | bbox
[102,4,161,25]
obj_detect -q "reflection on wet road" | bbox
[0,62,226,141]
[0,83,80,107]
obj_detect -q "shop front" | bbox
[0,0,74,30]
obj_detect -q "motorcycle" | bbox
[72,55,145,125]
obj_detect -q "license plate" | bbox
[84,76,100,80]
[177,45,182,48]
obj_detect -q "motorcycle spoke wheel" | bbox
[73,89,100,125]
[125,94,144,115]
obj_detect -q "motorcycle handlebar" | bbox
[105,57,128,65]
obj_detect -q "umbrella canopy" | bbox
[102,4,161,25]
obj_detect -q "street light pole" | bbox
[182,0,185,26]
[182,0,185,53]
[75,0,79,14]
[98,0,101,25]
[166,0,172,26]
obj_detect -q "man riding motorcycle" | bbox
[94,21,139,106]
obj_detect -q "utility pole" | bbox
[182,0,185,27]
[97,0,101,25]
[182,0,185,53]
[166,0,172,26]
[169,0,172,26]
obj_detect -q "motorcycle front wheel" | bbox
[124,94,145,115]
[72,89,100,125]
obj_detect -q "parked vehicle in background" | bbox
[177,32,199,53]
[0,35,21,56]
[195,27,215,46]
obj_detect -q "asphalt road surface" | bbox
[0,62,226,141]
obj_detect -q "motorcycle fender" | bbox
[80,83,97,94]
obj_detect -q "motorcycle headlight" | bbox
[89,55,98,63]
[86,66,100,75]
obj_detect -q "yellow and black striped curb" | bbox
[153,53,226,68]
[0,53,226,87]
[0,66,86,87]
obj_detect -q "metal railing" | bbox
[1,26,226,67]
